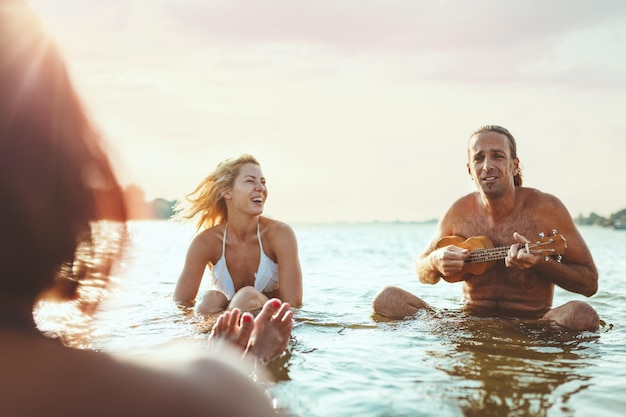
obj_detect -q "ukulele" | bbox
[435,231,567,282]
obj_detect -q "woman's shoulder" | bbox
[0,333,192,416]
[193,224,226,244]
[103,340,277,416]
[260,217,295,235]
[186,225,227,261]
[259,217,298,250]
[33,338,274,416]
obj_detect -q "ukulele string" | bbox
[467,246,509,263]
[467,240,556,263]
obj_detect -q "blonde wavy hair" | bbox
[174,154,260,231]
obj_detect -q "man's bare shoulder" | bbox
[445,192,480,216]
[433,192,480,236]
[517,187,568,212]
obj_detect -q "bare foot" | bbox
[209,308,255,351]
[246,298,293,364]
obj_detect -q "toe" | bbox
[239,313,254,341]
[257,298,282,321]
[227,308,241,329]
[210,314,227,338]
[275,302,292,321]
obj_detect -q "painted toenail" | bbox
[272,300,281,308]
[242,314,252,323]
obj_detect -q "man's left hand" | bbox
[505,232,540,270]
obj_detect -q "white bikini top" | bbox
[208,223,279,300]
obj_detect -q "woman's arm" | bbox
[271,223,303,307]
[173,233,213,306]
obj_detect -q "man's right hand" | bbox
[429,245,470,281]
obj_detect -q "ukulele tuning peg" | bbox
[539,232,545,238]
[552,229,557,236]
[557,255,563,263]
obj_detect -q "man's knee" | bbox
[543,300,599,332]
[371,286,424,319]
[371,286,402,310]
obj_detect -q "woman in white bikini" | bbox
[173,154,303,317]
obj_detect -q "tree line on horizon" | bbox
[124,184,177,220]
[575,208,626,229]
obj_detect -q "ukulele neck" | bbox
[466,246,509,264]
[458,234,566,266]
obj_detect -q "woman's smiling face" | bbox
[226,163,267,215]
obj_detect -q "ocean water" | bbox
[92,221,626,417]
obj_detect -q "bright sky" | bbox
[28,0,626,223]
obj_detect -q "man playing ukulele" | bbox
[372,125,600,331]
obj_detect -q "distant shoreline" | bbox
[124,187,625,229]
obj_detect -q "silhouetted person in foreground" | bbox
[0,2,286,415]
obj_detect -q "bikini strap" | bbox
[222,224,228,255]
[257,222,264,252]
